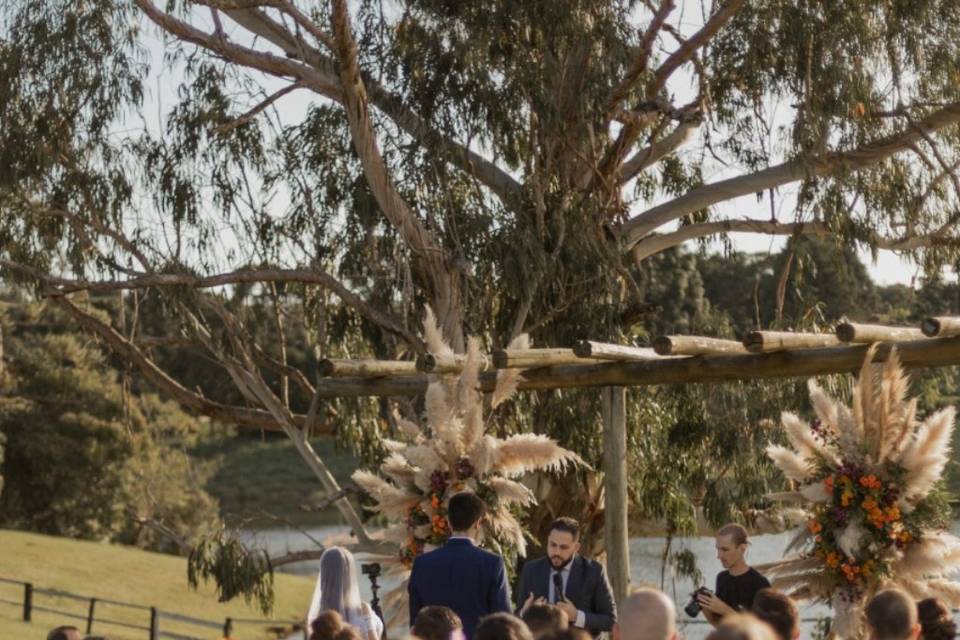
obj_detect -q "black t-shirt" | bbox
[715,568,770,612]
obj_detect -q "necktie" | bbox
[552,571,564,604]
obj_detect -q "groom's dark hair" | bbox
[448,492,487,531]
[549,517,580,540]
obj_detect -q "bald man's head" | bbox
[614,588,677,640]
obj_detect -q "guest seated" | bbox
[705,613,777,640]
[312,610,346,640]
[866,589,921,640]
[612,588,677,640]
[413,605,465,640]
[522,603,568,640]
[47,626,82,640]
[918,598,957,640]
[750,589,799,640]
[475,613,534,640]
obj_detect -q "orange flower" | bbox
[859,475,881,489]
[885,506,901,522]
[808,519,823,534]
[431,494,441,509]
[826,552,841,568]
[841,490,854,506]
[824,475,835,491]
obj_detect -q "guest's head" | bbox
[613,587,677,640]
[547,518,582,570]
[866,589,921,640]
[918,598,957,640]
[716,523,750,571]
[317,547,363,617]
[447,492,487,535]
[413,605,464,640]
[475,613,533,640]
[311,610,345,640]
[333,626,365,640]
[751,589,799,640]
[541,630,591,640]
[522,603,568,639]
[706,613,777,640]
[47,626,82,640]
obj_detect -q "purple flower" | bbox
[456,457,475,480]
[430,470,448,494]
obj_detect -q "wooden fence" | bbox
[0,576,306,639]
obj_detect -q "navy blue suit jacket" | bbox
[408,538,512,638]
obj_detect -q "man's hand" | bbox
[556,598,578,624]
[520,593,546,615]
[697,591,734,617]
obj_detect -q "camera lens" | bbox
[684,596,701,618]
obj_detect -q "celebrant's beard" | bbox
[550,555,574,570]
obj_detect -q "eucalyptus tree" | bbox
[4,0,960,575]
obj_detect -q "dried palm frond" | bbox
[923,579,960,607]
[485,507,526,555]
[799,482,831,503]
[382,452,417,487]
[425,382,454,436]
[494,433,584,477]
[886,397,918,463]
[382,439,407,453]
[901,407,955,498]
[784,528,812,555]
[486,477,537,506]
[895,533,960,577]
[853,345,880,460]
[422,306,453,357]
[491,333,529,408]
[877,349,912,462]
[765,491,806,503]
[757,555,822,576]
[469,435,499,476]
[782,412,837,464]
[458,336,482,411]
[766,445,813,483]
[808,380,840,433]
[393,409,423,443]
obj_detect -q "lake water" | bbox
[250,523,960,640]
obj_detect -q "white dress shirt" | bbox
[547,562,586,628]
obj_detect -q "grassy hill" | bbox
[0,529,315,640]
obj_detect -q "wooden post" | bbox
[653,335,748,356]
[601,386,630,608]
[22,582,32,622]
[743,331,841,352]
[318,359,418,377]
[149,607,158,640]
[223,617,233,637]
[86,598,96,634]
[575,341,660,361]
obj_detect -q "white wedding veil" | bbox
[307,546,364,630]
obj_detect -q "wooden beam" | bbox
[921,316,960,338]
[318,358,418,377]
[574,341,660,361]
[744,331,841,352]
[653,335,748,356]
[416,353,469,374]
[310,336,960,398]
[836,322,924,343]
[602,386,630,607]
[492,348,598,369]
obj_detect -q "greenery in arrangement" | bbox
[766,349,960,637]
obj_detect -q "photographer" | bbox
[697,524,770,627]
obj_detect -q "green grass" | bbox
[198,435,362,527]
[0,529,315,640]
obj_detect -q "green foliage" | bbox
[187,529,275,615]
[0,298,220,550]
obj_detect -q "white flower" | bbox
[837,518,865,559]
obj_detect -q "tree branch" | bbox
[135,1,521,203]
[618,116,701,183]
[619,100,960,248]
[604,0,675,119]
[4,264,425,353]
[630,217,960,262]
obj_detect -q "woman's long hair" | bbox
[307,547,364,629]
[918,598,957,640]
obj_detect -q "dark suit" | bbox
[515,555,616,635]
[408,538,512,638]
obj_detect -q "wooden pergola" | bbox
[318,317,960,607]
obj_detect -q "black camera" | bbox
[684,587,713,618]
[361,562,382,579]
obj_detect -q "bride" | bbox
[307,546,384,640]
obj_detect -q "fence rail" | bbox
[0,575,306,639]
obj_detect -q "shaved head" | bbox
[614,588,677,640]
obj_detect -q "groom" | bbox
[408,492,512,638]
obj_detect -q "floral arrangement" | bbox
[764,347,960,638]
[350,308,582,626]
